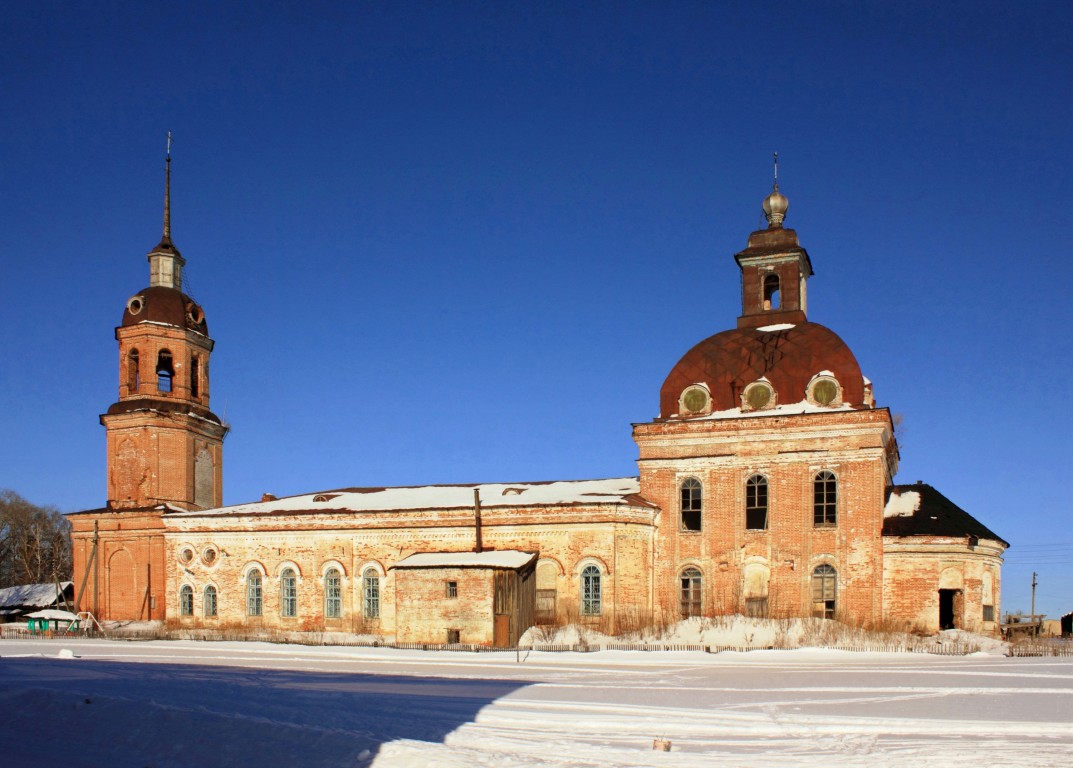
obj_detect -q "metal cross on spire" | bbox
[773,151,779,190]
[162,131,172,244]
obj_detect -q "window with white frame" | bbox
[246,571,263,616]
[280,568,298,617]
[363,568,380,619]
[324,568,342,619]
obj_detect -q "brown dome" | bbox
[121,286,208,334]
[659,321,865,417]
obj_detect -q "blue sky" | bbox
[2,2,1070,617]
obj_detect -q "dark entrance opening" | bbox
[939,589,961,630]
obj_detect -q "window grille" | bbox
[581,565,602,616]
[324,568,342,619]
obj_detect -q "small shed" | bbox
[393,550,537,648]
[0,582,74,623]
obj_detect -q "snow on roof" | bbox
[756,323,796,332]
[173,477,644,517]
[393,550,537,570]
[0,582,72,609]
[25,609,79,621]
[694,398,857,421]
[884,490,921,518]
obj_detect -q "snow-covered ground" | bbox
[1,637,1070,767]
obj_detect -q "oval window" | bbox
[682,386,709,414]
[745,383,772,410]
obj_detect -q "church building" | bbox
[69,155,1007,644]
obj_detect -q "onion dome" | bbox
[762,182,788,228]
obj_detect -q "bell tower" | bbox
[735,155,814,329]
[101,139,228,510]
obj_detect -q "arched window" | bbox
[680,567,702,618]
[812,565,837,619]
[190,355,200,398]
[813,471,837,526]
[324,568,342,619]
[680,478,702,532]
[581,565,602,616]
[763,273,780,310]
[246,571,263,616]
[156,350,174,393]
[362,568,380,620]
[746,475,768,530]
[203,585,217,617]
[280,568,298,617]
[127,349,140,393]
[179,584,193,616]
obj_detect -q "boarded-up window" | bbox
[194,447,213,509]
[812,565,837,619]
[536,561,558,623]
[680,568,702,617]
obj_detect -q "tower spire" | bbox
[162,131,172,246]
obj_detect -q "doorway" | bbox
[939,589,962,630]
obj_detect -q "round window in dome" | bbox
[187,304,204,325]
[743,381,774,411]
[127,295,144,315]
[808,376,841,407]
[681,385,710,414]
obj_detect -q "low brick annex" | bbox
[68,161,1007,643]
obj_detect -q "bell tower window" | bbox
[190,355,200,398]
[763,273,780,310]
[127,349,140,393]
[156,350,174,393]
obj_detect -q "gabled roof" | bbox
[169,477,654,518]
[883,483,1007,546]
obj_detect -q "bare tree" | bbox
[0,489,72,588]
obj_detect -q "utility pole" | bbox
[1031,571,1038,636]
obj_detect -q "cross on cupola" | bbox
[733,153,814,329]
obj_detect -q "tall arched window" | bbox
[179,584,193,616]
[680,478,702,531]
[581,565,602,616]
[127,349,140,393]
[746,475,768,530]
[246,571,263,616]
[324,568,342,619]
[680,567,702,618]
[203,585,217,617]
[763,273,781,310]
[156,350,174,393]
[811,565,837,619]
[362,568,380,619]
[813,471,837,526]
[280,568,298,617]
